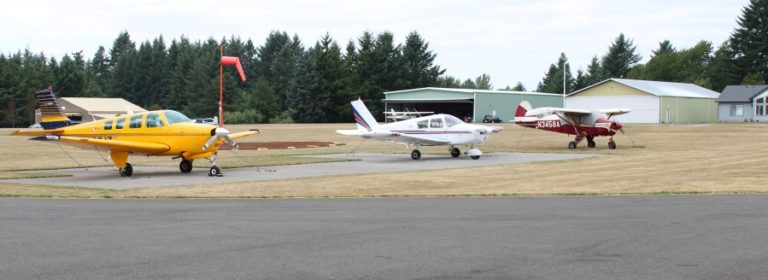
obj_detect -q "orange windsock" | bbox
[221,56,246,81]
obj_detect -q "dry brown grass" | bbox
[1,122,767,198]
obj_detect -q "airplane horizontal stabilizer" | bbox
[336,129,362,136]
[11,129,64,137]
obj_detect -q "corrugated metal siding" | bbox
[473,92,563,122]
[659,96,717,123]
[385,89,473,100]
[566,95,659,123]
[571,81,650,97]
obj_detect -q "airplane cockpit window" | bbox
[164,110,192,125]
[115,117,126,129]
[429,118,444,128]
[145,112,164,128]
[417,120,428,129]
[104,120,113,130]
[129,114,143,129]
[444,115,463,127]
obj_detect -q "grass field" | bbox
[1,122,767,198]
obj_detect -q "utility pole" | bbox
[562,61,567,108]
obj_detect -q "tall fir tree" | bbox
[401,31,444,88]
[601,33,642,78]
[287,51,327,122]
[730,0,768,83]
[313,33,351,122]
[536,53,575,94]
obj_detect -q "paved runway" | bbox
[4,152,592,189]
[1,196,767,280]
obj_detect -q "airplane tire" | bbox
[608,141,617,150]
[470,155,480,160]
[179,160,193,173]
[411,150,421,160]
[208,166,221,177]
[568,142,577,149]
[450,148,460,158]
[588,141,596,148]
[120,163,133,177]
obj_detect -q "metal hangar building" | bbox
[566,78,720,124]
[382,87,563,123]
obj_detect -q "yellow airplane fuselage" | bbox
[13,110,258,171]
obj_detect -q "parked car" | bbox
[194,117,218,125]
[482,115,502,123]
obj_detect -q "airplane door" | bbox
[428,117,449,142]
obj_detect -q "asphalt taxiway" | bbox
[1,196,767,280]
[4,152,592,189]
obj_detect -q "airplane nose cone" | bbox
[216,127,230,136]
[611,122,623,131]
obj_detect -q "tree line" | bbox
[1,0,765,127]
[536,0,768,95]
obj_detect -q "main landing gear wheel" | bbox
[179,160,193,173]
[411,150,421,160]
[450,147,460,158]
[208,166,221,177]
[470,155,480,160]
[587,136,596,148]
[608,141,617,150]
[119,163,133,177]
[568,142,577,149]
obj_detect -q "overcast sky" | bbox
[0,0,749,90]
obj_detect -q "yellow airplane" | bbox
[12,89,259,177]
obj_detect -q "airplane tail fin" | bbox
[515,101,532,118]
[351,99,379,132]
[35,88,71,130]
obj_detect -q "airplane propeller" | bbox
[203,127,238,150]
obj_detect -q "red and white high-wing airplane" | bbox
[513,101,630,149]
[337,99,502,160]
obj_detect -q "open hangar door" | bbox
[383,100,474,122]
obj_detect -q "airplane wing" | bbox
[599,108,632,117]
[228,129,260,140]
[390,133,451,145]
[336,129,451,145]
[525,107,592,116]
[57,136,170,154]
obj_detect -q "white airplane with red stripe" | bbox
[337,99,502,160]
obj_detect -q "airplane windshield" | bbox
[444,115,464,127]
[164,110,192,125]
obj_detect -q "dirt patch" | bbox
[221,141,344,150]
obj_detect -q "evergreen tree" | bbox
[110,32,137,100]
[54,53,86,97]
[730,0,768,82]
[474,73,492,89]
[461,78,476,89]
[401,31,445,88]
[601,33,642,78]
[709,41,744,91]
[536,53,575,94]
[584,56,604,85]
[436,75,462,88]
[511,82,526,91]
[313,33,351,122]
[287,51,327,122]
[85,46,109,97]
